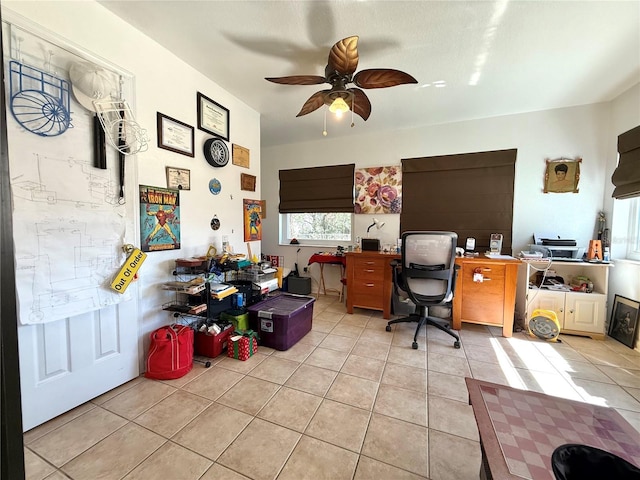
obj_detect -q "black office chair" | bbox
[385,231,461,349]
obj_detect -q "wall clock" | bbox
[204,138,229,167]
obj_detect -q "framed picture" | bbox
[260,200,267,219]
[166,167,190,190]
[139,185,181,252]
[354,165,402,214]
[241,173,256,191]
[232,144,250,168]
[157,112,194,157]
[608,295,640,348]
[243,198,262,242]
[544,157,581,193]
[197,92,229,141]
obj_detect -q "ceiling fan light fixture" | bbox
[329,97,350,116]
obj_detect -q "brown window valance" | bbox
[279,164,355,213]
[612,125,640,200]
[400,149,517,253]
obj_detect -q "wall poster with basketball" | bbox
[243,199,262,242]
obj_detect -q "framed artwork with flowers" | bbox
[354,166,402,214]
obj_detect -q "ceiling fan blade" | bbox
[265,75,326,85]
[353,69,418,89]
[349,88,371,121]
[327,36,359,75]
[296,90,330,117]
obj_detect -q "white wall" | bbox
[262,103,612,294]
[3,1,261,365]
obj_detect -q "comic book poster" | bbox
[243,198,262,242]
[140,185,181,252]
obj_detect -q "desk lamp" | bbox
[366,218,386,236]
[363,218,385,251]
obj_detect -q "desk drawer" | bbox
[353,257,387,280]
[461,264,505,324]
[351,283,384,309]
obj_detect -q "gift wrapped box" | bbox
[227,330,258,361]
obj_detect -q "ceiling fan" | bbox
[265,36,417,121]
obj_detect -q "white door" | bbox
[564,292,606,334]
[19,300,139,431]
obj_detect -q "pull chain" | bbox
[351,96,355,128]
[322,107,328,136]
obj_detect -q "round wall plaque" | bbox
[209,178,221,195]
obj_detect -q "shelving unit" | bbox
[516,260,613,339]
[162,263,210,318]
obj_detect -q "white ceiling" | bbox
[98,0,640,148]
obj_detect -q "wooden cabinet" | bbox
[452,256,521,337]
[345,252,400,319]
[516,260,612,338]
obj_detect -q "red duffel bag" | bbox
[145,324,194,380]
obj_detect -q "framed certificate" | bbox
[197,92,230,141]
[157,112,194,157]
[166,167,191,190]
[232,143,250,168]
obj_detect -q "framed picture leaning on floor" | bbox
[608,295,640,348]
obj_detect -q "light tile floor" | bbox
[23,295,640,480]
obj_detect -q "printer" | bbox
[529,234,585,261]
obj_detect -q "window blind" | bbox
[279,164,355,213]
[400,149,517,253]
[612,125,640,200]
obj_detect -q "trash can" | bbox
[551,444,640,480]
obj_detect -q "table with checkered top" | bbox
[465,378,640,480]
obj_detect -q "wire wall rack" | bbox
[9,60,72,137]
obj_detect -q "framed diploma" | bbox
[166,167,191,190]
[157,112,195,157]
[232,143,250,168]
[197,92,230,141]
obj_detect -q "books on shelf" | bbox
[162,280,206,295]
[210,283,238,299]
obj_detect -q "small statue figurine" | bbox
[597,211,606,240]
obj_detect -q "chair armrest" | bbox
[451,264,461,296]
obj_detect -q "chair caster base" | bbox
[385,325,391,332]
[454,341,461,349]
[412,342,418,349]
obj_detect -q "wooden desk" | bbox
[465,378,640,480]
[452,256,520,337]
[345,251,400,319]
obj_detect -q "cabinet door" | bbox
[528,290,565,325]
[564,292,606,334]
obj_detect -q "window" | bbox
[278,164,355,245]
[627,198,640,261]
[401,149,517,252]
[612,125,640,261]
[281,212,352,246]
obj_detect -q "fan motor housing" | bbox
[528,309,561,342]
